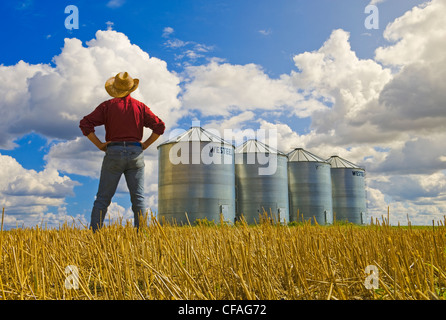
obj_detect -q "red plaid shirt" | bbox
[79,95,165,142]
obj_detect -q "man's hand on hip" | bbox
[87,132,110,152]
[98,141,110,152]
[142,132,161,151]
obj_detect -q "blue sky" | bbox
[1,0,445,228]
[1,1,422,69]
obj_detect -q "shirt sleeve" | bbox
[143,105,166,135]
[79,102,106,136]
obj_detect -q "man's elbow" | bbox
[79,118,94,136]
[153,123,166,136]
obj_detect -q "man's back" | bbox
[79,95,165,143]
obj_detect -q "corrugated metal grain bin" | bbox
[157,126,236,225]
[287,148,333,225]
[326,156,367,224]
[235,139,289,224]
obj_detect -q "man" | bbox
[79,72,165,232]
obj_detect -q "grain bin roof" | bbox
[235,139,285,155]
[287,148,327,163]
[326,155,364,170]
[158,126,234,147]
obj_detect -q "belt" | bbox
[108,141,142,147]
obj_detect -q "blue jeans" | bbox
[90,144,145,232]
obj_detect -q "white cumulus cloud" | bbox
[181,61,321,118]
[0,153,80,228]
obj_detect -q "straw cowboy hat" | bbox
[105,72,139,98]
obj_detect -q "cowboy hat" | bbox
[105,72,139,98]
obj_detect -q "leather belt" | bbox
[108,141,142,147]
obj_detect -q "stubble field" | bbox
[0,213,445,300]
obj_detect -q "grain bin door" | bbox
[220,204,229,221]
[324,210,333,225]
[278,207,287,224]
[361,211,367,225]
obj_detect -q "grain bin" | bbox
[326,156,367,224]
[157,126,236,225]
[287,148,333,225]
[235,139,289,224]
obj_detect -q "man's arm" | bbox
[87,132,109,152]
[142,104,165,151]
[80,102,108,151]
[141,132,160,151]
